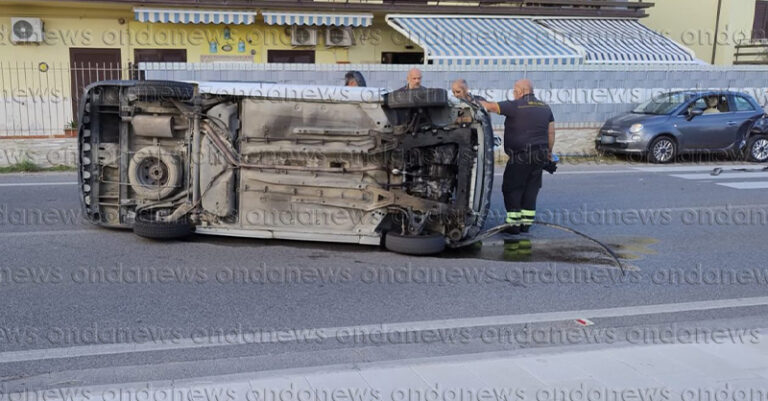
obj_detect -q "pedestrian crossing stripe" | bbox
[631,165,768,190]
[718,182,768,189]
[670,172,768,180]
[632,165,763,172]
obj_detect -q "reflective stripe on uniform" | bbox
[521,209,535,224]
[506,211,522,226]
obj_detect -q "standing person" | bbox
[450,79,486,102]
[344,71,366,87]
[400,68,423,90]
[480,79,555,234]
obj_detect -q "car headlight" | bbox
[629,124,644,134]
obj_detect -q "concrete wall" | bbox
[145,63,768,125]
[640,0,758,65]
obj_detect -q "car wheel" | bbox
[746,135,768,163]
[384,232,446,256]
[133,213,193,240]
[648,136,676,164]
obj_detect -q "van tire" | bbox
[133,213,193,240]
[384,232,446,255]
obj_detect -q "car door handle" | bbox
[727,121,738,126]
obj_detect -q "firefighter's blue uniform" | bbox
[498,94,554,233]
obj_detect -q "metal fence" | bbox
[2,61,768,137]
[0,61,126,138]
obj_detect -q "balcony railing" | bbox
[734,40,768,65]
[75,0,654,17]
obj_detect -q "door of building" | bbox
[267,50,316,63]
[754,0,768,40]
[69,48,122,121]
[132,49,188,79]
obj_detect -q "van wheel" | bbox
[128,146,182,200]
[648,136,676,164]
[746,135,768,163]
[384,232,446,255]
[133,213,193,240]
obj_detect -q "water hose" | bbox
[449,222,625,274]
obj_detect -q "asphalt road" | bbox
[2,162,768,389]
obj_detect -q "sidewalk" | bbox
[14,334,768,401]
[241,338,768,398]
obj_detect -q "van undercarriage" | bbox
[78,81,494,254]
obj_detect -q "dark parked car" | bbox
[596,90,767,163]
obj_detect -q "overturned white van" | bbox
[77,80,494,255]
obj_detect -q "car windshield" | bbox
[632,93,689,115]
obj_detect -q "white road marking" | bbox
[0,182,77,187]
[632,165,762,173]
[0,229,97,238]
[718,181,768,189]
[3,296,768,363]
[670,172,768,180]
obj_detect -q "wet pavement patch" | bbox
[444,236,657,269]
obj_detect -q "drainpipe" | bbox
[712,0,724,64]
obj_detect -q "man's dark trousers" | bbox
[502,146,548,230]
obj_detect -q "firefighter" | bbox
[480,79,556,234]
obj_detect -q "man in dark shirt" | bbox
[481,79,556,234]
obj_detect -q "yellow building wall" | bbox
[0,1,419,66]
[126,18,417,64]
[640,0,757,65]
[0,1,421,134]
[0,2,130,66]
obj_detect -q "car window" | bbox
[732,96,756,112]
[635,92,689,115]
[689,97,707,111]
[687,94,730,114]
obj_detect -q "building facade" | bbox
[1,0,747,138]
[640,0,766,65]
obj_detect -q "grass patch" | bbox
[0,160,76,173]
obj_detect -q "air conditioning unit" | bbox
[11,18,44,43]
[291,25,317,46]
[325,27,353,47]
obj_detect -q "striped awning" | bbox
[262,11,373,27]
[385,15,583,66]
[134,8,258,24]
[535,18,697,64]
